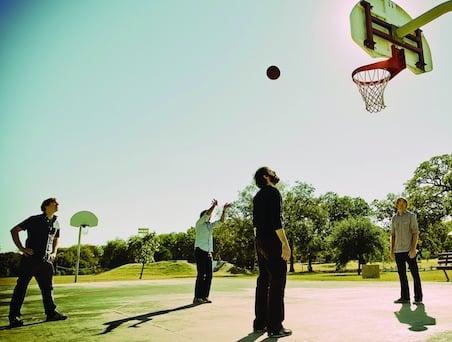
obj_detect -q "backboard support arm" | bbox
[395,1,452,38]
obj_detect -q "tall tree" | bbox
[128,232,160,279]
[405,154,452,253]
[320,192,371,224]
[329,217,384,275]
[371,193,399,229]
[284,182,327,272]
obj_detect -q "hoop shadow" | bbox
[394,303,436,332]
[100,303,200,334]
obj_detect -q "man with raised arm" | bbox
[252,167,292,338]
[193,199,231,304]
[9,198,67,328]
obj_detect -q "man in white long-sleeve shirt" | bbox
[193,199,230,304]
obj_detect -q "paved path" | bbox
[1,279,451,341]
[98,280,452,342]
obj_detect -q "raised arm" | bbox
[206,199,218,216]
[220,203,232,223]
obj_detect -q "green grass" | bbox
[0,259,448,287]
[98,261,197,279]
[287,259,449,282]
[287,270,447,282]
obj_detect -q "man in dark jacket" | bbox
[252,167,292,338]
[9,198,67,328]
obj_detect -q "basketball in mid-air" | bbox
[266,65,280,80]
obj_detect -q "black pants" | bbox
[254,238,287,333]
[9,257,57,318]
[194,247,212,299]
[395,252,423,301]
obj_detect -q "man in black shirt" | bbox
[9,198,67,328]
[252,167,292,338]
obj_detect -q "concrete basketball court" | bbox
[95,279,452,341]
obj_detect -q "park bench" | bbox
[436,252,452,281]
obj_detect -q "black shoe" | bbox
[46,311,67,322]
[193,298,204,305]
[268,327,292,338]
[253,327,267,334]
[394,298,410,304]
[9,316,24,328]
[201,298,212,303]
[413,299,423,305]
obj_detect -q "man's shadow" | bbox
[236,331,280,342]
[394,303,436,332]
[0,320,47,331]
[100,303,200,334]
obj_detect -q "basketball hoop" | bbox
[352,46,406,113]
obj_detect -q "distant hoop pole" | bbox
[396,1,452,38]
[74,225,84,283]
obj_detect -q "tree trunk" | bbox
[139,262,145,280]
[357,256,361,276]
[308,253,313,273]
[289,239,295,273]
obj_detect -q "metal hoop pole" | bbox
[396,1,452,38]
[74,226,82,283]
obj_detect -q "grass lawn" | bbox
[0,259,449,287]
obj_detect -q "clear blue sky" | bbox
[1,0,451,252]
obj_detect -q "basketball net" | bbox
[352,45,406,113]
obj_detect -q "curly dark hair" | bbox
[254,167,270,189]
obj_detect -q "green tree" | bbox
[371,193,399,229]
[55,245,102,275]
[283,182,328,272]
[128,232,159,279]
[100,239,131,269]
[154,233,176,261]
[405,154,452,254]
[214,216,255,269]
[0,252,21,277]
[320,192,371,224]
[329,217,384,275]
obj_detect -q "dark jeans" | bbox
[254,238,287,333]
[395,252,423,301]
[9,256,57,318]
[194,247,212,299]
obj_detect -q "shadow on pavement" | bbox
[100,303,200,334]
[0,320,47,331]
[394,303,436,331]
[236,331,284,342]
[236,331,267,342]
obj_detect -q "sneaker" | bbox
[193,298,204,305]
[9,316,24,328]
[268,327,292,338]
[46,311,68,322]
[413,299,423,305]
[394,298,410,304]
[201,298,212,303]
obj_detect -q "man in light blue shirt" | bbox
[193,199,230,304]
